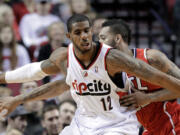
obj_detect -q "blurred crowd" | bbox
[0,0,179,135]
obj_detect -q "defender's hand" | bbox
[119,88,151,110]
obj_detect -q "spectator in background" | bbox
[20,82,44,135]
[0,120,6,135]
[41,105,63,135]
[51,0,71,23]
[69,0,97,20]
[6,105,29,135]
[38,21,67,84]
[174,0,180,42]
[20,82,44,116]
[92,16,106,42]
[0,4,20,41]
[0,23,30,72]
[59,100,76,128]
[19,0,60,60]
[12,0,36,25]
[6,129,22,135]
[0,86,12,97]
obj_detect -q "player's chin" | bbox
[81,45,91,52]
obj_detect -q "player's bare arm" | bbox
[106,49,180,94]
[0,47,68,84]
[145,49,180,101]
[0,79,70,117]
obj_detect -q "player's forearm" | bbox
[14,79,70,104]
[148,89,179,103]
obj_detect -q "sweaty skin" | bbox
[0,20,180,117]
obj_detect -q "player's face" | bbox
[99,26,116,48]
[67,21,93,53]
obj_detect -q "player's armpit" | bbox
[106,49,180,94]
[49,47,68,73]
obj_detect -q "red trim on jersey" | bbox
[67,45,70,67]
[72,43,103,70]
[104,48,111,70]
[3,56,10,59]
[136,49,148,62]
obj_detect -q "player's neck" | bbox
[116,42,133,57]
[75,43,96,66]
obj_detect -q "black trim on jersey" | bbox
[73,42,101,69]
[75,90,111,96]
[133,48,136,58]
[109,72,124,89]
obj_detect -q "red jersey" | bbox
[127,48,180,134]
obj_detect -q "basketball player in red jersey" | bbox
[99,19,180,135]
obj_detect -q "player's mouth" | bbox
[82,42,90,46]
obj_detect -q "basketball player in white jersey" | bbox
[0,14,180,135]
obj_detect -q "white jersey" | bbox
[66,43,139,131]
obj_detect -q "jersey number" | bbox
[100,96,113,111]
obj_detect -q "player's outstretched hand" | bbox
[119,88,151,110]
[0,96,20,120]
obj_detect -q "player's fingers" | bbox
[120,97,137,106]
[0,109,8,121]
[120,95,133,100]
[126,104,138,111]
[120,100,137,107]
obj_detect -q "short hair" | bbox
[102,19,131,44]
[59,100,77,109]
[67,14,92,32]
[41,104,59,120]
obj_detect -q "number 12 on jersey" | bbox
[100,96,113,111]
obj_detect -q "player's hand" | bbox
[0,96,20,120]
[119,88,151,110]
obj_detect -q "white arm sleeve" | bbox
[5,62,48,83]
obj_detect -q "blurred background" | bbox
[0,0,179,135]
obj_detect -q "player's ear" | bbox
[66,33,70,39]
[115,34,122,43]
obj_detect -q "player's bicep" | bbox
[41,47,68,75]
